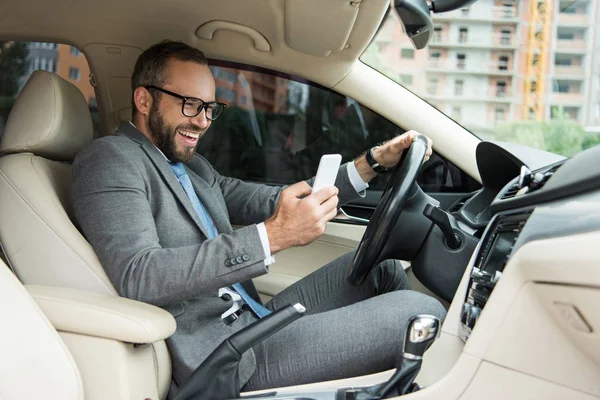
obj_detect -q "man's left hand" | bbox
[355,130,433,183]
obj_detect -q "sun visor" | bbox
[284,0,361,57]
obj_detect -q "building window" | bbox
[455,80,464,96]
[401,48,415,59]
[71,46,81,56]
[430,51,441,67]
[495,108,505,121]
[48,59,55,73]
[40,58,47,71]
[502,3,515,18]
[32,57,40,71]
[557,30,575,40]
[500,29,512,45]
[461,7,470,16]
[555,82,569,93]
[427,78,439,95]
[498,55,509,71]
[451,106,462,120]
[459,27,468,43]
[433,27,442,42]
[400,74,413,85]
[69,67,80,81]
[555,56,572,66]
[457,54,466,69]
[496,81,507,97]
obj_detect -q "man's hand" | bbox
[265,182,339,254]
[355,130,433,183]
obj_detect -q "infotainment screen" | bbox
[481,230,518,273]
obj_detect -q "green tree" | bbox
[0,42,28,97]
[0,42,29,137]
[486,107,600,157]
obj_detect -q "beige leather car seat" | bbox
[0,70,171,399]
[0,263,84,400]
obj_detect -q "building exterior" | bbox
[19,42,59,90]
[19,43,95,104]
[369,0,600,135]
[211,66,288,114]
[56,45,95,103]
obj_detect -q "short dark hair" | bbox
[131,40,208,117]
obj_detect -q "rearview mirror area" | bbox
[392,0,479,49]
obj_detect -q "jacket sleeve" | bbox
[70,139,269,307]
[201,157,364,226]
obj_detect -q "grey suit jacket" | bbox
[71,122,363,387]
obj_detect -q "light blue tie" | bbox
[169,162,271,318]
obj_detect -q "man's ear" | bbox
[133,86,152,116]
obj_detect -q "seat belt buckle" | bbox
[219,287,243,324]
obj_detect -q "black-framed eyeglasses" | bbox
[144,85,226,120]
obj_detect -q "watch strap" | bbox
[365,147,388,173]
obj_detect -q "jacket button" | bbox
[231,258,238,266]
[225,259,231,267]
[242,254,250,261]
[236,256,243,264]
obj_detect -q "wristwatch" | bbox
[365,147,389,173]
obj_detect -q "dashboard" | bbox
[451,141,600,343]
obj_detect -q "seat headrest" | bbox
[0,70,93,161]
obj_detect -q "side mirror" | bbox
[392,0,479,49]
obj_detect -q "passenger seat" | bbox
[0,70,171,399]
[0,262,84,399]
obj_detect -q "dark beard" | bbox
[148,101,198,163]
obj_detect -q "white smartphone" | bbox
[312,154,342,193]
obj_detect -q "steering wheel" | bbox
[348,135,430,286]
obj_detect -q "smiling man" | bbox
[71,40,445,394]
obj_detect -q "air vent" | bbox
[500,162,562,201]
[500,183,520,200]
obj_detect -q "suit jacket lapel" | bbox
[186,156,233,235]
[118,123,211,238]
[187,174,232,235]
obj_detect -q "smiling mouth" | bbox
[177,129,201,144]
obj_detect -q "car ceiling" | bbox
[0,0,390,88]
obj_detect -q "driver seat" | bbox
[0,70,171,399]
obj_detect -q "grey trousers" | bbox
[242,251,447,391]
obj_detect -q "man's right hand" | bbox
[265,181,339,254]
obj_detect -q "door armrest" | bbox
[26,285,176,344]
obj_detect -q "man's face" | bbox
[148,59,215,163]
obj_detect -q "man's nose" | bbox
[190,108,209,129]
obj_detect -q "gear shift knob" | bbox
[344,314,442,399]
[403,314,441,360]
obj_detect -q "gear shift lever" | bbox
[345,315,441,400]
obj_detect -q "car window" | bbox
[361,3,600,158]
[200,62,479,192]
[0,41,100,140]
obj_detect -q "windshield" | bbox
[361,0,600,157]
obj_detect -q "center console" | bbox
[459,209,532,341]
